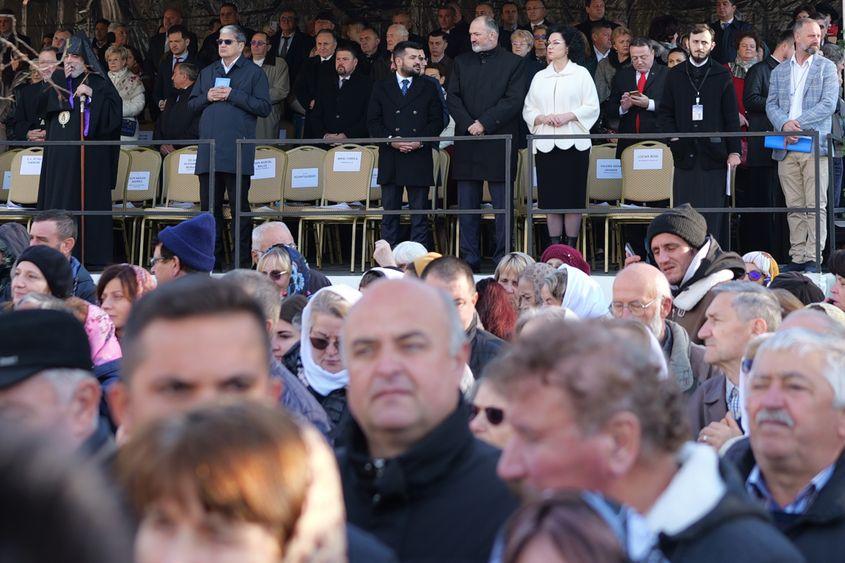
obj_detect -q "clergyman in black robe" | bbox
[36,33,121,269]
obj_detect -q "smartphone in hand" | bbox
[624,243,636,258]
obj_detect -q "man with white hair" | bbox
[250,221,331,292]
[689,281,782,449]
[611,263,715,394]
[447,16,526,271]
[0,310,111,462]
[725,330,845,561]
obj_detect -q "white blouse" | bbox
[522,60,600,153]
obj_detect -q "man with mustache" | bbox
[725,329,845,561]
[766,18,839,273]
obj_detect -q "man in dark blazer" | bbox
[154,62,200,153]
[710,0,753,64]
[607,38,668,158]
[268,8,315,89]
[294,30,337,138]
[658,23,741,246]
[197,3,255,68]
[153,25,197,114]
[447,16,526,271]
[310,43,372,141]
[145,6,198,80]
[367,41,445,247]
[741,30,794,261]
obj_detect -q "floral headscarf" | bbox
[263,244,311,297]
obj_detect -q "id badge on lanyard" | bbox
[692,97,704,121]
[686,63,711,123]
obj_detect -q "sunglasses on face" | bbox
[217,39,237,45]
[310,335,341,350]
[470,405,505,425]
[262,269,288,281]
[746,270,769,283]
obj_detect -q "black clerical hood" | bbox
[65,32,105,76]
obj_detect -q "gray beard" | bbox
[805,45,818,55]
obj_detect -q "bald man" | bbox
[337,279,516,561]
[250,221,331,293]
[611,263,715,394]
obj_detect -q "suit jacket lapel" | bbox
[802,57,820,99]
[387,76,406,105]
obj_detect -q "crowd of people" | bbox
[2,197,845,561]
[1,1,844,272]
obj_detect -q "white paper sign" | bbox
[596,159,622,179]
[177,154,196,174]
[2,170,10,190]
[291,168,319,189]
[127,171,150,191]
[371,168,379,188]
[632,149,663,170]
[137,130,153,142]
[19,155,42,176]
[251,158,276,180]
[332,151,362,172]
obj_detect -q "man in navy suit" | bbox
[153,25,196,113]
[269,8,315,88]
[710,0,753,64]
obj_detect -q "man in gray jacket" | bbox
[766,18,839,272]
[611,263,716,395]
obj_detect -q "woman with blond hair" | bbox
[105,44,144,142]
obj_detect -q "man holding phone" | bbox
[607,37,667,158]
[189,25,271,269]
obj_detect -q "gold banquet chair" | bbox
[0,149,21,205]
[114,148,162,264]
[286,146,326,255]
[583,143,622,266]
[138,145,201,265]
[604,141,674,272]
[0,147,44,226]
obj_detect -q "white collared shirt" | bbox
[594,45,609,62]
[789,54,813,121]
[320,56,332,62]
[253,57,265,67]
[530,20,545,29]
[222,55,240,74]
[396,72,413,89]
[690,57,708,67]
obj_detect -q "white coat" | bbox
[522,60,600,153]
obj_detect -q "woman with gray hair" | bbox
[105,44,145,141]
[516,262,554,312]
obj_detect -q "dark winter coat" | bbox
[743,56,781,168]
[658,59,742,171]
[367,73,444,187]
[726,437,845,563]
[447,46,526,182]
[337,399,517,562]
[310,71,372,139]
[467,314,505,378]
[686,371,729,439]
[608,63,668,158]
[188,56,270,175]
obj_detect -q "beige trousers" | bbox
[777,152,828,263]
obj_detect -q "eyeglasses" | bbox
[608,298,658,317]
[470,405,505,425]
[534,34,547,40]
[262,269,288,281]
[149,256,169,268]
[217,39,237,45]
[746,270,770,283]
[310,335,341,350]
[250,40,267,46]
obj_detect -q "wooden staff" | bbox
[78,74,89,266]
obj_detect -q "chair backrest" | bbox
[249,146,287,207]
[620,141,674,204]
[111,149,132,203]
[364,145,380,203]
[0,149,20,203]
[9,147,43,206]
[283,146,325,203]
[322,144,374,204]
[124,148,162,204]
[162,146,200,205]
[586,143,623,203]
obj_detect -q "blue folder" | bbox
[764,135,813,153]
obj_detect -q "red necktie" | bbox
[635,72,647,133]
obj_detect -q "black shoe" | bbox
[549,236,562,245]
[566,236,579,248]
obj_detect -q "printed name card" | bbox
[177,153,196,174]
[2,170,10,189]
[127,171,151,191]
[596,159,622,179]
[19,155,42,175]
[632,149,663,170]
[251,158,276,180]
[371,168,379,188]
[291,168,319,189]
[332,151,362,172]
[137,130,153,142]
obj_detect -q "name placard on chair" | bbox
[370,168,379,188]
[632,149,663,170]
[20,155,42,175]
[332,151,362,172]
[251,158,276,180]
[177,154,196,174]
[127,171,151,191]
[596,159,622,179]
[291,168,319,188]
[2,170,10,189]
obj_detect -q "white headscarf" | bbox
[299,285,362,397]
[559,264,609,319]
[370,267,405,280]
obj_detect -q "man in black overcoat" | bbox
[37,33,121,269]
[152,25,197,114]
[144,6,198,81]
[657,24,740,247]
[367,41,445,247]
[447,16,525,271]
[293,30,337,139]
[268,8,315,88]
[310,43,372,140]
[607,38,667,158]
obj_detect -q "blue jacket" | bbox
[188,56,271,175]
[69,256,97,304]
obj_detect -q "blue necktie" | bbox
[401,78,409,96]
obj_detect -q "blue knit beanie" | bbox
[158,213,216,272]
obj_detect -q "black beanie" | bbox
[15,245,73,299]
[646,204,708,250]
